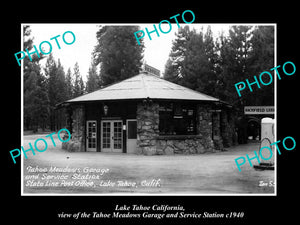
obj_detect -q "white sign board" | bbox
[244,106,274,115]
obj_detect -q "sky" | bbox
[27,23,232,81]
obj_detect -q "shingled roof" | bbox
[67,72,219,103]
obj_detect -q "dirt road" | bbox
[22,135,275,195]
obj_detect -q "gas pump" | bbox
[254,117,275,170]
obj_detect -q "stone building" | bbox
[60,72,236,155]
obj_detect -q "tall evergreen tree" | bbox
[216,26,253,106]
[86,63,100,93]
[214,31,230,101]
[164,26,218,96]
[164,25,274,110]
[23,25,49,131]
[44,54,67,130]
[203,26,219,96]
[164,26,191,83]
[180,28,207,90]
[93,26,144,86]
[164,58,179,83]
[65,68,73,100]
[247,26,275,106]
[56,59,68,102]
[73,62,85,97]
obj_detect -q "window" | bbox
[159,103,196,135]
[127,120,137,139]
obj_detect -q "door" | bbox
[126,119,137,154]
[101,120,123,153]
[86,120,97,152]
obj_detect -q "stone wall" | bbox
[197,104,215,151]
[62,105,85,152]
[156,137,209,155]
[221,110,237,147]
[212,112,224,150]
[136,102,159,155]
[136,102,218,155]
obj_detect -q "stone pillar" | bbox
[230,114,238,146]
[62,104,85,152]
[212,112,224,150]
[136,102,159,155]
[197,104,214,151]
[221,110,234,148]
[65,106,72,134]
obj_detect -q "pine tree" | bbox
[180,28,206,90]
[93,26,144,86]
[247,26,274,106]
[86,63,100,93]
[164,26,218,97]
[203,26,219,96]
[65,68,73,100]
[73,62,84,97]
[216,26,253,106]
[164,26,191,83]
[79,77,85,95]
[56,59,68,102]
[164,58,179,83]
[214,31,230,101]
[23,25,49,131]
[44,55,68,130]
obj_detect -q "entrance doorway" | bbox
[247,117,261,140]
[126,119,137,153]
[86,120,97,152]
[101,120,123,153]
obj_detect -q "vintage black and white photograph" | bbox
[21,23,276,195]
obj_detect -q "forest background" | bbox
[23,25,274,132]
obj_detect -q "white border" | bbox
[274,23,277,197]
[21,23,277,196]
[21,25,24,195]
